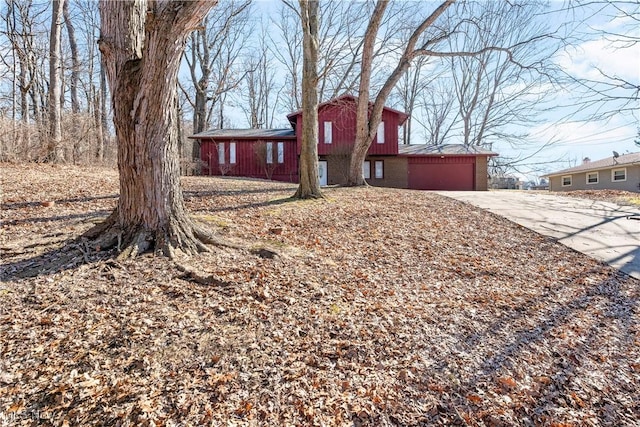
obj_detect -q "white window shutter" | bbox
[266,142,273,164]
[229,142,236,164]
[377,121,385,144]
[375,160,383,178]
[277,142,284,163]
[363,161,371,179]
[324,122,332,144]
[218,142,225,164]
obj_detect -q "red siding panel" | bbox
[368,109,399,155]
[407,156,475,190]
[200,138,298,183]
[296,97,402,156]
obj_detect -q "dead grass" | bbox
[554,189,640,207]
[1,163,638,426]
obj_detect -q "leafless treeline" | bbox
[0,0,636,171]
[0,0,110,163]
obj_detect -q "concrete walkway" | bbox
[436,191,640,280]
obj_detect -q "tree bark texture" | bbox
[347,0,455,186]
[93,0,216,258]
[347,0,388,186]
[63,0,81,114]
[294,0,323,199]
[47,0,64,162]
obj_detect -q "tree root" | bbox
[293,188,325,200]
[80,210,273,261]
[116,231,152,261]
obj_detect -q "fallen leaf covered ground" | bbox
[1,164,638,426]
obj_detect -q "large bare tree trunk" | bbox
[88,0,216,258]
[346,0,388,186]
[46,0,64,162]
[63,0,80,114]
[98,57,109,159]
[293,0,322,199]
[347,0,455,186]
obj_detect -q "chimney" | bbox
[582,157,591,164]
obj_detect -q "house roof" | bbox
[543,152,640,177]
[286,94,410,126]
[190,128,296,139]
[398,144,498,157]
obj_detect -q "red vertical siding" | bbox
[316,102,357,156]
[200,138,298,183]
[368,109,400,155]
[295,97,403,156]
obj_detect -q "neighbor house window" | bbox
[229,142,236,164]
[363,161,371,179]
[266,142,273,164]
[277,142,284,163]
[562,175,572,186]
[218,142,225,164]
[374,160,384,179]
[376,121,385,144]
[586,172,598,184]
[612,168,626,182]
[324,121,333,144]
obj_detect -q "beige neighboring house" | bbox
[543,152,640,192]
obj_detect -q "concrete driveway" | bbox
[436,190,640,280]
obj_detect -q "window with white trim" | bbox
[376,121,385,144]
[218,142,225,164]
[562,175,572,186]
[374,160,384,179]
[229,142,236,164]
[363,161,371,179]
[277,142,284,163]
[323,121,333,144]
[612,168,626,182]
[266,142,273,164]
[586,171,598,184]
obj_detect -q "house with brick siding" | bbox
[190,95,497,191]
[543,152,640,193]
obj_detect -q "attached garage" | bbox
[399,144,497,191]
[408,156,475,190]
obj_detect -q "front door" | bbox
[318,161,328,186]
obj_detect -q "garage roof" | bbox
[399,144,498,156]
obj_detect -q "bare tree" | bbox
[179,0,251,165]
[445,1,560,150]
[71,0,111,162]
[392,55,434,145]
[347,0,455,186]
[347,0,564,185]
[86,0,217,259]
[181,0,252,136]
[238,23,280,129]
[272,1,377,110]
[46,0,64,162]
[416,80,457,146]
[270,3,303,111]
[562,1,639,120]
[293,0,322,199]
[62,0,80,114]
[1,0,49,159]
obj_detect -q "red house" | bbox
[191,95,497,190]
[193,128,298,182]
